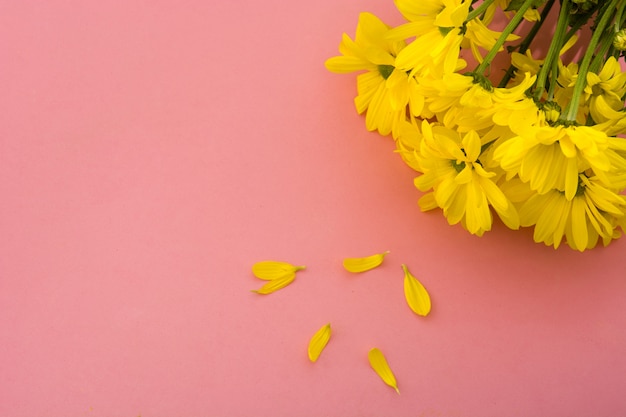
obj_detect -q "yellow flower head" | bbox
[325,12,415,136]
[394,119,424,172]
[519,174,626,251]
[494,124,613,200]
[415,121,519,235]
[584,57,626,124]
[387,0,470,75]
[613,29,626,51]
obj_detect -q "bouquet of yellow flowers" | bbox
[326,0,626,251]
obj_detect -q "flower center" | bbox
[451,160,466,173]
[378,65,395,80]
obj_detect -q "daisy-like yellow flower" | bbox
[325,12,421,136]
[415,121,519,236]
[425,72,537,133]
[494,124,614,199]
[393,119,423,172]
[388,0,470,75]
[554,61,588,124]
[584,57,626,124]
[518,174,626,251]
[510,50,543,82]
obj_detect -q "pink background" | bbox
[1,1,625,416]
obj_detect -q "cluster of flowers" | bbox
[326,0,626,251]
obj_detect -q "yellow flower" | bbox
[519,174,626,251]
[554,61,587,124]
[613,28,626,51]
[584,57,626,124]
[342,251,390,273]
[308,323,332,363]
[393,119,423,172]
[388,0,469,75]
[325,13,417,136]
[368,348,400,394]
[251,261,306,294]
[511,50,543,82]
[476,72,539,132]
[415,121,520,235]
[494,124,613,200]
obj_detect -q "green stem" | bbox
[589,30,615,73]
[533,0,572,101]
[562,0,622,121]
[467,0,496,22]
[498,0,555,88]
[474,0,536,75]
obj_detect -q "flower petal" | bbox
[308,323,332,363]
[342,251,390,273]
[402,264,431,316]
[252,261,305,280]
[368,348,400,394]
[252,272,296,295]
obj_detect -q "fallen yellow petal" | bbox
[342,251,390,273]
[252,272,296,294]
[308,323,332,362]
[252,261,306,280]
[368,348,400,394]
[402,264,431,316]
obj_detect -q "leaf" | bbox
[252,261,306,280]
[402,264,431,316]
[368,348,400,394]
[342,251,390,273]
[308,323,332,362]
[251,272,297,295]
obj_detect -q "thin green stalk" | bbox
[562,0,622,121]
[533,0,572,101]
[589,30,616,73]
[467,0,496,22]
[498,0,556,87]
[474,0,536,75]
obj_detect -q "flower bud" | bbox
[613,29,626,51]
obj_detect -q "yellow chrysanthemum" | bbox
[387,0,469,75]
[554,61,588,124]
[325,12,417,136]
[426,72,538,132]
[584,57,626,124]
[510,50,543,84]
[518,174,626,251]
[393,119,423,172]
[414,121,519,235]
[494,124,615,199]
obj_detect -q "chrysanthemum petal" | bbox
[402,264,431,316]
[368,348,400,394]
[252,261,306,280]
[343,251,390,273]
[308,323,332,363]
[251,272,297,294]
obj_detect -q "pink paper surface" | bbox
[1,1,626,416]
